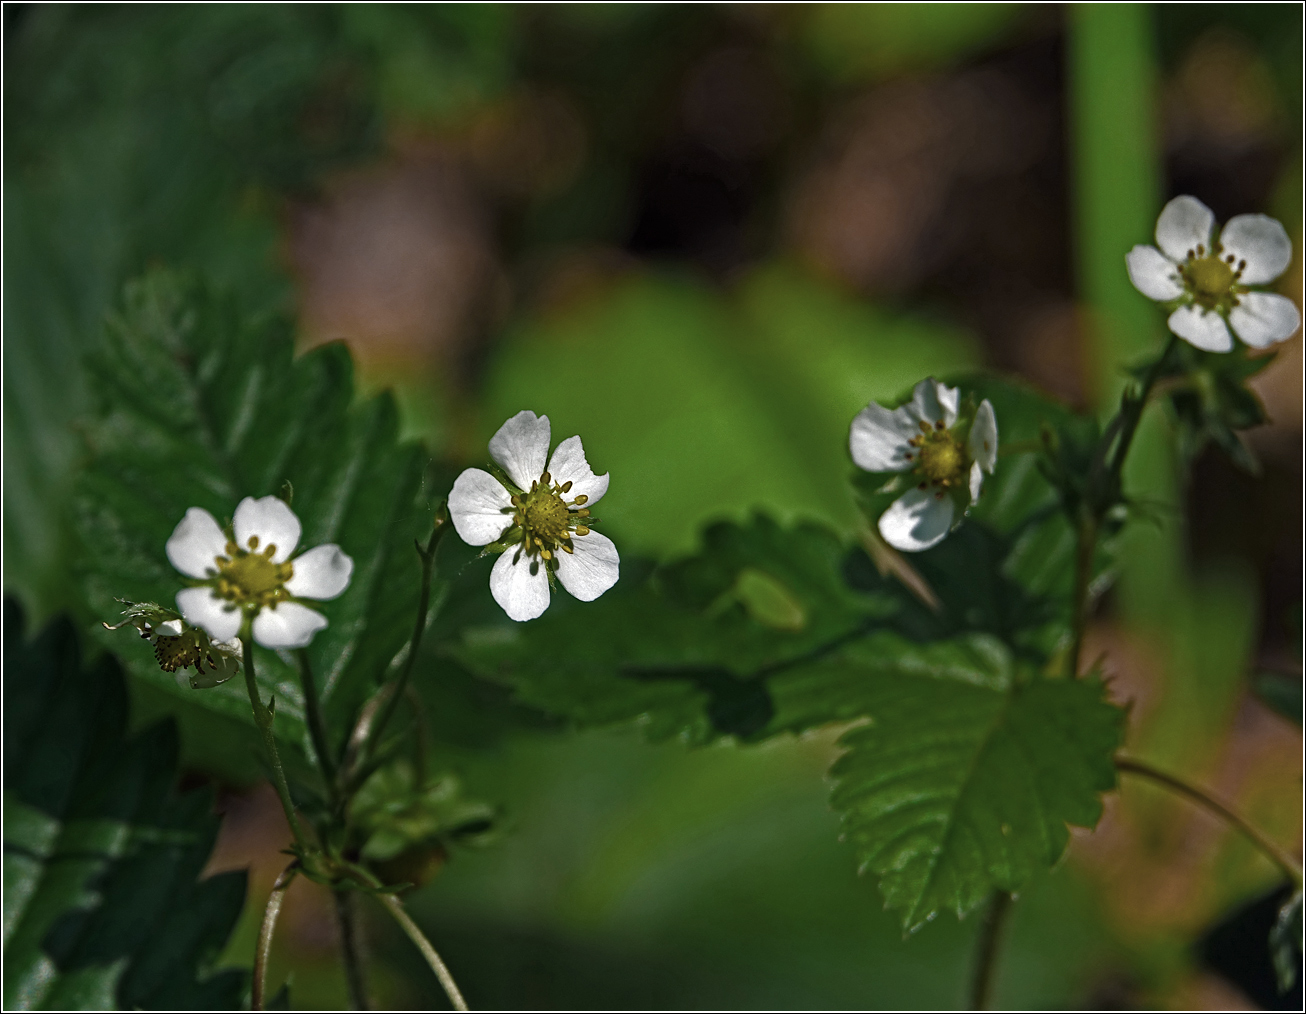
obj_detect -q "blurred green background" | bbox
[4,3,1301,1009]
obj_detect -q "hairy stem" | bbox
[968,891,1012,1010]
[297,649,338,790]
[355,519,446,781]
[253,862,298,1011]
[379,893,469,1011]
[335,889,370,1011]
[242,636,308,848]
[1117,755,1303,888]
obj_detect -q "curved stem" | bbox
[968,891,1012,1010]
[335,888,370,1010]
[242,636,308,848]
[355,520,446,782]
[1116,755,1303,888]
[378,893,469,1012]
[253,862,299,1011]
[1067,515,1098,678]
[297,649,338,791]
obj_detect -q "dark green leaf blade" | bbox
[824,640,1124,932]
[75,270,436,748]
[2,598,246,1010]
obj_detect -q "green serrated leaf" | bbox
[824,642,1123,932]
[2,598,246,1010]
[75,269,437,751]
[452,516,896,744]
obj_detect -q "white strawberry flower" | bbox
[448,410,619,622]
[165,496,354,649]
[1126,195,1300,352]
[849,378,997,552]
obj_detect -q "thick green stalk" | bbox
[242,634,308,848]
[969,891,1012,1010]
[334,889,370,1010]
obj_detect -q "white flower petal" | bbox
[968,399,998,473]
[176,587,242,642]
[1155,195,1215,262]
[969,461,983,503]
[1219,214,1292,285]
[252,602,328,649]
[489,549,551,622]
[448,468,514,546]
[233,496,301,562]
[1167,305,1234,353]
[910,378,959,428]
[285,544,354,600]
[555,530,620,602]
[849,402,917,472]
[156,619,184,638]
[166,507,229,579]
[877,488,955,553]
[1126,245,1184,300]
[488,410,551,491]
[1228,292,1301,349]
[547,435,610,506]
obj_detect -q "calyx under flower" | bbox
[104,600,242,689]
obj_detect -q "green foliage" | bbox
[801,3,1024,82]
[456,372,1127,930]
[3,599,245,1010]
[76,270,437,751]
[824,643,1122,932]
[1138,343,1273,474]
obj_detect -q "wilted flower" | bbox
[448,410,618,622]
[165,496,353,650]
[104,600,242,689]
[1127,195,1300,351]
[850,378,997,552]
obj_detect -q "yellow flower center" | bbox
[212,537,294,609]
[510,472,592,562]
[907,422,968,491]
[1186,254,1236,303]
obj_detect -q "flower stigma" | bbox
[908,422,967,495]
[509,471,591,564]
[1178,241,1245,312]
[212,536,294,610]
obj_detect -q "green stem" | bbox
[378,893,469,1011]
[242,634,308,848]
[1116,755,1303,888]
[253,862,298,1011]
[1067,515,1098,679]
[1104,334,1178,484]
[334,888,370,1011]
[969,891,1012,1010]
[297,649,338,791]
[355,520,446,781]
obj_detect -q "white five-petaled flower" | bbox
[166,496,354,650]
[448,410,619,622]
[849,378,998,553]
[1126,195,1300,352]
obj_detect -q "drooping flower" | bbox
[165,496,354,650]
[104,600,242,688]
[447,410,618,622]
[849,378,997,552]
[1126,195,1300,352]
